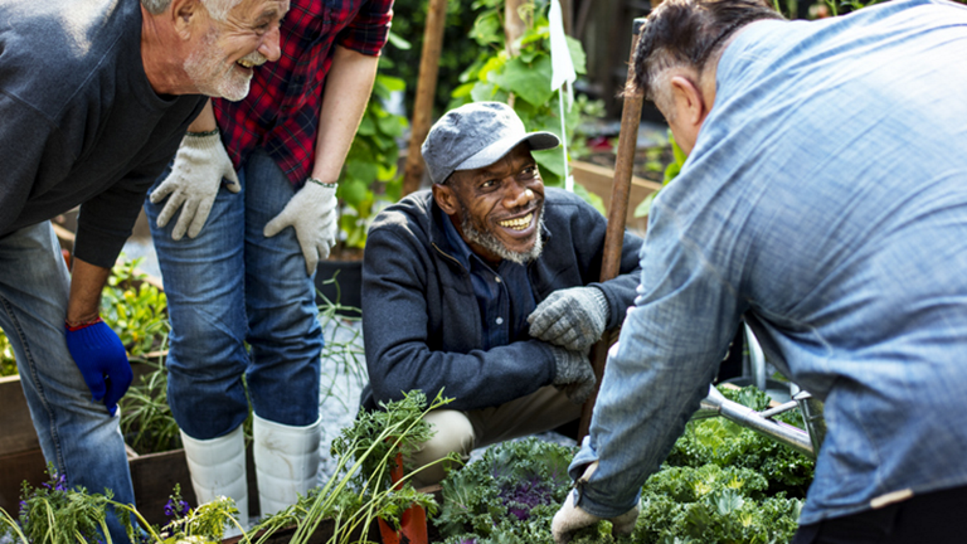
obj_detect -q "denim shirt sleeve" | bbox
[570,195,746,518]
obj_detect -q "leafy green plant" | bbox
[665,386,816,498]
[636,465,802,544]
[451,0,607,212]
[254,390,451,544]
[100,256,169,357]
[3,393,452,544]
[119,359,180,455]
[0,327,16,377]
[1,468,118,544]
[381,0,489,118]
[336,73,409,251]
[436,438,577,544]
[434,386,811,544]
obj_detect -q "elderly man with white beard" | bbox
[359,102,645,488]
[0,0,286,540]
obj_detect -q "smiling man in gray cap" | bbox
[359,101,645,485]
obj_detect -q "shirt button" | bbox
[495,276,502,283]
[496,317,504,325]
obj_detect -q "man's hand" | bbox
[263,180,338,275]
[149,131,240,240]
[552,462,639,544]
[65,318,132,417]
[529,286,609,351]
[549,345,596,404]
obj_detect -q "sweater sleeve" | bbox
[361,221,557,412]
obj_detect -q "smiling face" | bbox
[434,143,545,265]
[184,0,287,100]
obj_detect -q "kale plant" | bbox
[436,437,577,544]
[664,386,816,498]
[635,464,802,543]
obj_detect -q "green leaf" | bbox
[355,115,376,136]
[338,178,372,208]
[565,36,588,75]
[376,113,407,138]
[451,82,477,99]
[378,74,407,93]
[634,191,657,218]
[470,81,504,103]
[531,147,566,178]
[572,182,607,216]
[493,56,554,107]
[470,10,502,46]
[385,30,411,50]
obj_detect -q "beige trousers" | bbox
[409,385,581,487]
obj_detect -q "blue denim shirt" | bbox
[572,0,967,525]
[440,208,537,350]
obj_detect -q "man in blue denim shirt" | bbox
[552,0,967,542]
[360,102,644,486]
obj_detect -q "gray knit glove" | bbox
[550,345,596,404]
[528,286,609,351]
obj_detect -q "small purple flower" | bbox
[42,474,68,492]
[164,498,190,518]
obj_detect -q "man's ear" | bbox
[432,183,459,215]
[170,0,203,40]
[669,75,709,128]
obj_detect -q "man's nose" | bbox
[506,183,535,208]
[258,26,282,62]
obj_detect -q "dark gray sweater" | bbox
[0,0,205,267]
[361,188,644,411]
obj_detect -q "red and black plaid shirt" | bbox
[213,0,393,186]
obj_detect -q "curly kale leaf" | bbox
[436,438,576,541]
[664,385,815,497]
[635,465,803,543]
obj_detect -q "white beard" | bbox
[183,28,254,101]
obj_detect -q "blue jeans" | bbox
[146,148,323,440]
[0,222,135,542]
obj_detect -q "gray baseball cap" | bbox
[421,101,560,184]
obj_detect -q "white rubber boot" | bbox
[180,426,249,536]
[253,414,322,518]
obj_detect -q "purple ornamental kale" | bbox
[497,476,554,521]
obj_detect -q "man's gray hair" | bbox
[630,0,783,101]
[140,0,242,21]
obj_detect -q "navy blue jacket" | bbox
[360,188,644,411]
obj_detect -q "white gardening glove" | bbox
[551,462,639,544]
[262,180,338,275]
[149,131,240,240]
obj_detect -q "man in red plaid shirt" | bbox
[145,0,393,529]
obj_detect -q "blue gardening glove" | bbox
[528,286,609,352]
[552,463,639,544]
[65,318,132,417]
